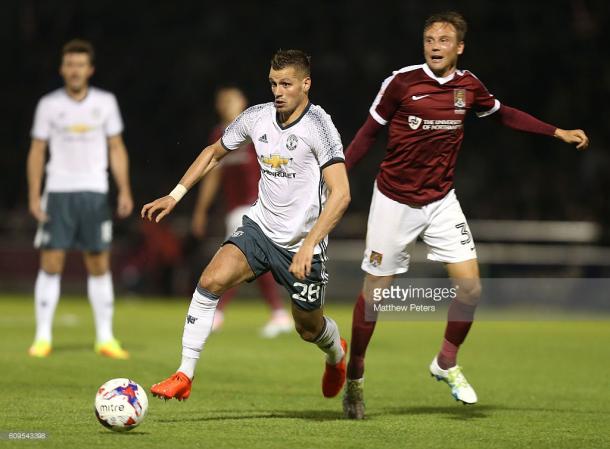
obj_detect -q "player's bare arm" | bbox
[141,139,229,223]
[26,138,49,222]
[108,134,133,218]
[191,163,222,238]
[554,128,589,150]
[289,162,350,280]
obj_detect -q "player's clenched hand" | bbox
[554,128,589,150]
[141,196,177,223]
[29,197,48,223]
[289,243,314,281]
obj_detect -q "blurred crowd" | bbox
[1,0,608,294]
[4,0,608,218]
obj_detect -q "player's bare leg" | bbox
[292,304,347,398]
[343,273,393,419]
[29,250,65,357]
[430,258,481,404]
[83,251,127,359]
[151,243,254,401]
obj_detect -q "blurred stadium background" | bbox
[1,0,609,308]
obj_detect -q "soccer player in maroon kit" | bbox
[191,86,292,337]
[342,12,589,419]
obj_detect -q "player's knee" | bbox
[297,329,318,342]
[457,281,482,305]
[363,273,394,300]
[198,273,224,296]
[41,266,62,275]
[86,262,109,276]
[40,254,64,274]
[294,322,318,342]
[84,252,109,275]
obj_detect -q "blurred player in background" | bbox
[27,39,133,359]
[343,11,589,419]
[143,49,350,402]
[191,86,292,337]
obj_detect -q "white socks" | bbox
[178,286,220,379]
[34,270,61,342]
[87,272,115,343]
[314,316,344,365]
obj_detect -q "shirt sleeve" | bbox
[221,105,262,151]
[369,74,404,125]
[104,94,124,136]
[471,76,501,118]
[31,98,51,140]
[208,125,224,146]
[310,111,345,169]
[345,115,384,171]
[494,104,556,136]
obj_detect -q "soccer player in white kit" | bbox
[191,86,293,337]
[143,50,351,402]
[27,39,133,359]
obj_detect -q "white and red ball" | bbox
[94,378,148,432]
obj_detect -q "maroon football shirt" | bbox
[209,125,259,212]
[370,63,499,206]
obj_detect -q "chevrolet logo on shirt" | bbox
[260,154,292,169]
[67,123,94,133]
[259,154,296,178]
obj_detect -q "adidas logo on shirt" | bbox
[258,134,268,143]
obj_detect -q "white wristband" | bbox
[169,184,188,202]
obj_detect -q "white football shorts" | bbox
[361,182,477,276]
[225,205,251,239]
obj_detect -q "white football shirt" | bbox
[31,87,124,193]
[221,102,344,254]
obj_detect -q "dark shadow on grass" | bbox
[375,404,497,421]
[377,403,610,419]
[156,409,344,423]
[153,403,610,424]
[99,431,151,435]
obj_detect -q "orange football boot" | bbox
[322,337,348,398]
[150,372,192,401]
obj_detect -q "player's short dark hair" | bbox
[62,39,95,64]
[271,49,311,77]
[424,11,468,42]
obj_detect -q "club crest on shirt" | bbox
[453,89,466,108]
[369,251,383,267]
[408,116,422,130]
[286,134,298,151]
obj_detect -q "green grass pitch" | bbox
[1,295,609,449]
